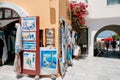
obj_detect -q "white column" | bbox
[88,31,96,57]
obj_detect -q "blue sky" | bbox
[97,30,116,38]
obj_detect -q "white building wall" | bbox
[87,17,120,57]
[88,0,120,18]
[70,0,120,57]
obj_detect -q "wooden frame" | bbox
[45,28,55,47]
[39,29,44,47]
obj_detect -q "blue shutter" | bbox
[118,0,120,4]
[107,0,119,5]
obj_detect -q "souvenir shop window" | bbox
[4,9,11,18]
[0,9,3,19]
[12,10,20,18]
[45,28,55,47]
[0,8,20,20]
[39,29,44,47]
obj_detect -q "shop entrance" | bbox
[2,20,19,65]
[0,7,20,65]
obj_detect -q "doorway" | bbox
[94,25,120,59]
[0,20,19,65]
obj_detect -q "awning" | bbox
[102,37,113,42]
[0,19,19,27]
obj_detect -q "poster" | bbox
[40,48,58,74]
[21,17,36,31]
[22,32,36,40]
[23,42,36,50]
[23,52,36,70]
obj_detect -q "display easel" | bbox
[20,16,40,75]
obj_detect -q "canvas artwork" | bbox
[23,52,36,70]
[59,58,66,76]
[46,38,54,44]
[40,48,58,74]
[22,32,36,41]
[21,17,36,31]
[23,42,36,50]
[46,29,54,37]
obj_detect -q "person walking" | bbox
[105,40,110,50]
[111,39,117,51]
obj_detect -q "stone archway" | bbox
[86,17,120,57]
[94,25,120,40]
[94,25,120,57]
[0,2,29,65]
[0,2,29,17]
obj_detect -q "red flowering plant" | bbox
[70,2,88,32]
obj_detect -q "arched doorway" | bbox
[94,25,120,59]
[0,2,29,65]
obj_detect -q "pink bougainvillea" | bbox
[70,2,88,30]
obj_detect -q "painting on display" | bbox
[23,42,36,50]
[59,58,66,76]
[22,32,36,41]
[23,52,36,70]
[46,29,54,37]
[46,38,54,44]
[21,17,36,31]
[40,48,58,74]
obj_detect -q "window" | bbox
[107,0,120,5]
[0,8,20,20]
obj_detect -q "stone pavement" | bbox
[1,57,120,80]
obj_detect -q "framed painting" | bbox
[46,29,54,37]
[23,42,36,50]
[45,28,55,47]
[22,32,36,41]
[21,17,37,31]
[23,52,36,70]
[40,48,58,75]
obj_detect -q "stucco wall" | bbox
[86,17,120,57]
[0,0,70,48]
[88,0,120,18]
[59,0,71,24]
[0,0,54,28]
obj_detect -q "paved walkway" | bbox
[0,57,120,80]
[64,57,120,80]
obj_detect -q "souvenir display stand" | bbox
[21,16,40,75]
[20,16,80,79]
[58,17,73,78]
[58,17,81,78]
